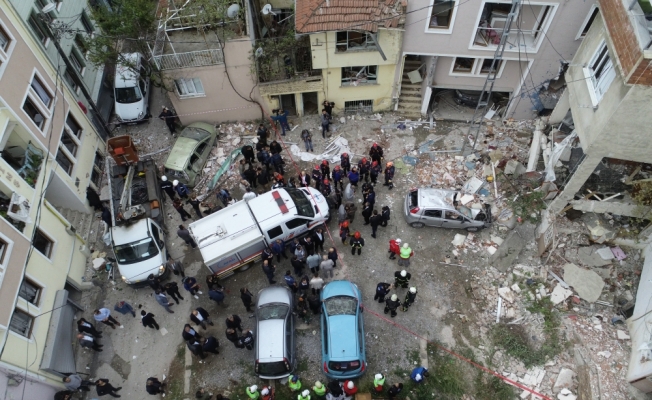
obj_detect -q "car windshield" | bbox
[258,304,289,321]
[181,127,211,141]
[324,296,357,316]
[114,238,159,265]
[115,87,143,104]
[286,188,315,218]
[258,361,289,376]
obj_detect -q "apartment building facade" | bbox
[0,2,104,397]
[397,0,599,120]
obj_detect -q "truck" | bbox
[106,136,169,286]
[189,187,329,277]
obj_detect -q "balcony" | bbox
[256,36,320,84]
[0,182,26,233]
[0,121,45,190]
[151,48,224,71]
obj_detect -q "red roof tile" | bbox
[296,0,404,33]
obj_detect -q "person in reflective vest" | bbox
[373,373,386,392]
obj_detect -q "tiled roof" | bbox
[296,0,404,34]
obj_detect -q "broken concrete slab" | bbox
[596,247,615,260]
[505,159,526,177]
[563,263,605,303]
[617,330,630,340]
[452,234,467,246]
[498,287,516,303]
[564,247,612,267]
[491,234,504,246]
[553,368,575,389]
[490,228,526,272]
[550,283,574,305]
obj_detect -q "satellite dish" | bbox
[227,4,240,18]
[261,4,277,15]
[255,47,264,58]
[41,3,57,13]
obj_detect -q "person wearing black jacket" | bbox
[205,274,223,291]
[370,210,383,238]
[190,307,213,330]
[290,255,305,276]
[160,176,176,201]
[308,293,321,314]
[164,281,184,304]
[241,144,256,164]
[328,381,344,397]
[141,310,159,330]
[381,205,391,227]
[225,328,239,345]
[243,165,257,188]
[182,324,202,341]
[384,294,402,318]
[95,378,121,398]
[147,274,162,291]
[301,236,315,256]
[374,282,392,303]
[202,336,220,354]
[269,140,282,155]
[369,143,384,163]
[350,231,365,256]
[145,377,165,395]
[236,330,254,350]
[362,202,372,225]
[77,318,102,337]
[187,339,206,359]
[240,287,254,312]
[225,314,243,332]
[312,228,325,253]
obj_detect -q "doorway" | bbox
[302,92,319,115]
[278,94,297,116]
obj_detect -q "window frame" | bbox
[90,151,105,188]
[449,56,506,78]
[69,48,86,76]
[175,77,205,98]
[19,277,43,307]
[576,5,599,40]
[22,70,54,133]
[0,19,16,79]
[30,74,54,109]
[27,12,50,48]
[63,67,80,94]
[22,96,47,131]
[335,31,375,53]
[0,232,13,289]
[9,308,35,339]
[341,65,378,86]
[56,148,75,175]
[425,0,459,34]
[33,228,54,259]
[451,57,476,74]
[80,11,95,35]
[583,40,616,107]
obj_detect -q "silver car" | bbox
[404,188,491,231]
[254,286,296,379]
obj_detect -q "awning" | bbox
[39,290,83,376]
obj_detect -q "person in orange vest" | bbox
[343,380,358,396]
[388,238,401,260]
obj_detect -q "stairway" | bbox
[397,59,424,120]
[56,207,101,245]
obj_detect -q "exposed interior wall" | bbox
[310,29,403,70]
[431,56,526,92]
[323,64,397,112]
[626,242,652,392]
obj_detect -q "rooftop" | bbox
[295,0,404,34]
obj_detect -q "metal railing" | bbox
[152,48,224,71]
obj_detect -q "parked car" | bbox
[320,280,366,379]
[404,188,492,231]
[114,52,151,125]
[254,286,295,379]
[163,122,218,187]
[454,89,492,108]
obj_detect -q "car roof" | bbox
[257,319,286,359]
[248,189,301,230]
[112,219,149,245]
[416,188,459,211]
[326,315,359,360]
[115,53,141,88]
[257,286,292,306]
[322,280,358,299]
[164,123,215,170]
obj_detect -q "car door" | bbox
[265,225,285,243]
[192,140,209,172]
[284,217,311,240]
[440,210,466,229]
[420,209,444,227]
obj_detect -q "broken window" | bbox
[577,5,599,39]
[479,58,502,74]
[452,57,475,73]
[341,66,377,86]
[583,40,616,106]
[336,31,374,52]
[344,100,373,113]
[429,0,456,29]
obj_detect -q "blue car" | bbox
[320,280,366,379]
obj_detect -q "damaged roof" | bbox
[295,0,404,34]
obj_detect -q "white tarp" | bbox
[545,130,577,182]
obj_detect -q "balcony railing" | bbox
[151,49,224,71]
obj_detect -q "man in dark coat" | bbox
[95,378,121,397]
[140,310,159,330]
[370,210,383,238]
[86,187,103,211]
[145,377,165,395]
[101,206,112,227]
[202,336,220,354]
[159,106,177,134]
[240,287,254,312]
[77,318,102,337]
[362,202,372,225]
[241,144,256,164]
[160,176,176,200]
[381,205,391,227]
[182,324,202,342]
[226,314,243,332]
[225,328,239,345]
[164,281,184,304]
[190,307,213,329]
[187,339,206,359]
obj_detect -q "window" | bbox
[74,34,89,57]
[90,151,104,186]
[335,31,375,52]
[429,0,456,29]
[424,209,442,218]
[0,238,7,265]
[19,279,42,306]
[64,67,79,92]
[33,229,53,258]
[56,149,74,175]
[577,5,599,39]
[70,50,85,75]
[175,78,205,98]
[0,25,9,52]
[60,129,78,156]
[31,76,53,108]
[9,309,34,338]
[23,97,45,129]
[81,12,94,34]
[285,217,310,229]
[452,57,475,73]
[267,226,283,239]
[341,66,377,86]
[479,58,502,74]
[344,100,373,113]
[66,114,82,138]
[583,40,616,107]
[28,13,49,46]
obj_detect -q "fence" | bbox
[152,49,224,71]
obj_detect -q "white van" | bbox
[114,52,151,125]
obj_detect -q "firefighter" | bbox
[394,270,411,288]
[332,165,344,190]
[399,243,414,267]
[383,161,395,189]
[321,179,331,197]
[370,161,382,185]
[374,282,392,303]
[388,238,401,260]
[320,159,331,179]
[358,157,371,183]
[297,389,310,400]
[402,287,418,312]
[340,152,351,175]
[369,142,384,164]
[350,231,364,256]
[373,373,386,393]
[339,220,350,245]
[384,294,401,317]
[311,165,322,191]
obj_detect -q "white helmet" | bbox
[161,175,168,181]
[415,374,422,381]
[261,388,269,395]
[403,243,409,248]
[396,238,402,243]
[173,180,179,186]
[302,389,310,396]
[347,381,354,389]
[400,270,407,277]
[375,373,383,380]
[410,287,417,294]
[250,385,258,392]
[391,294,398,301]
[315,381,323,388]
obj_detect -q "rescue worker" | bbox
[320,160,331,179]
[388,238,401,260]
[313,381,326,399]
[384,294,401,317]
[383,161,395,189]
[173,180,190,198]
[340,153,351,175]
[339,220,350,245]
[332,165,344,190]
[373,373,386,393]
[370,161,382,185]
[369,142,384,164]
[270,108,290,136]
[411,366,429,383]
[399,243,414,267]
[358,157,371,183]
[311,165,322,191]
[160,176,176,201]
[298,389,311,400]
[403,287,418,312]
[288,375,302,392]
[257,124,268,145]
[344,202,357,222]
[374,282,392,303]
[321,178,331,196]
[364,186,376,209]
[245,385,260,399]
[381,205,391,227]
[347,166,359,189]
[261,386,274,400]
[350,231,364,256]
[296,296,310,324]
[394,270,411,288]
[343,381,358,396]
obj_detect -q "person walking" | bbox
[319,255,334,279]
[271,239,288,262]
[208,287,226,306]
[177,224,197,248]
[270,109,290,136]
[320,109,330,138]
[301,129,313,152]
[310,273,324,295]
[140,310,159,330]
[388,238,401,259]
[173,198,192,221]
[370,210,382,238]
[63,374,93,392]
[402,287,418,312]
[306,251,320,275]
[394,270,412,289]
[369,142,384,164]
[93,308,121,329]
[387,382,403,399]
[411,366,429,383]
[160,176,176,201]
[182,324,202,341]
[95,379,121,398]
[383,161,395,189]
[381,205,391,227]
[226,314,243,332]
[187,338,206,359]
[384,294,401,318]
[183,276,201,296]
[288,375,302,392]
[361,202,372,225]
[202,336,220,355]
[188,193,203,219]
[240,287,254,312]
[77,333,103,352]
[245,385,260,399]
[145,377,166,395]
[350,231,364,256]
[77,318,102,337]
[166,255,185,278]
[373,373,386,393]
[374,282,392,303]
[164,281,184,304]
[159,106,177,134]
[313,381,327,399]
[399,243,414,267]
[327,247,338,268]
[155,290,175,313]
[262,259,276,284]
[190,307,213,330]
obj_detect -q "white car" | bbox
[114,52,151,125]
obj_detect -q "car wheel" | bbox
[410,222,425,228]
[465,226,481,232]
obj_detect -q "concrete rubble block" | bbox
[231,137,241,146]
[511,283,522,293]
[557,390,577,400]
[452,234,467,246]
[491,235,504,246]
[498,287,516,303]
[582,213,616,243]
[460,194,475,205]
[550,283,573,305]
[505,159,527,177]
[553,368,575,389]
[596,247,615,261]
[215,148,225,157]
[490,228,526,272]
[563,263,605,303]
[617,330,630,340]
[487,246,497,255]
[570,246,613,267]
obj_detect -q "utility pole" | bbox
[460,0,521,155]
